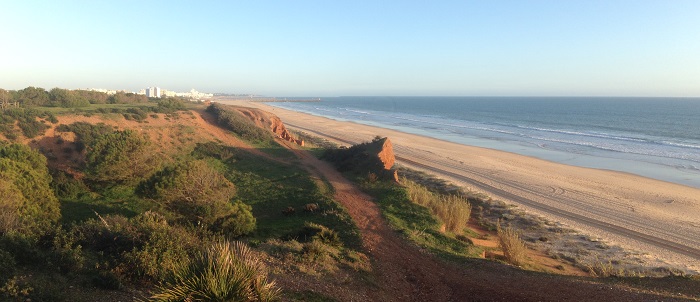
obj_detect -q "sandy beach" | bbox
[219,99,700,272]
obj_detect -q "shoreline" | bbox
[266,100,700,190]
[217,99,700,273]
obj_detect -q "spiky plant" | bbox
[147,240,280,302]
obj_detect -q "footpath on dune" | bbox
[275,139,687,302]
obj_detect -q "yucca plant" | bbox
[147,240,280,302]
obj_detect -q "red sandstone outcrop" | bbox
[233,107,304,146]
[368,137,399,182]
[376,137,395,170]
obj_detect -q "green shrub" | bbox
[191,141,236,161]
[139,159,255,237]
[85,130,161,185]
[154,98,186,114]
[148,240,280,302]
[51,170,89,199]
[18,119,48,138]
[46,226,85,274]
[0,143,60,236]
[56,122,114,152]
[76,211,200,283]
[0,249,16,283]
[292,223,341,247]
[212,201,256,238]
[125,107,148,121]
[0,108,52,138]
[0,233,45,268]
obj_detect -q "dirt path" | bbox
[277,140,691,302]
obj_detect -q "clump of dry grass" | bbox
[403,179,472,234]
[497,221,528,266]
[584,257,634,277]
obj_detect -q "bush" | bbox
[292,223,341,247]
[497,221,527,266]
[148,240,280,302]
[212,201,256,238]
[191,141,236,161]
[124,107,149,121]
[75,212,200,283]
[139,159,255,237]
[154,98,186,114]
[0,143,60,236]
[56,122,114,152]
[50,170,89,199]
[0,108,51,138]
[85,130,161,185]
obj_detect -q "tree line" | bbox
[0,86,150,108]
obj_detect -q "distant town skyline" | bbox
[2,1,700,97]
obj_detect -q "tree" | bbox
[15,86,49,107]
[0,143,60,235]
[49,88,89,107]
[49,87,70,107]
[86,130,160,184]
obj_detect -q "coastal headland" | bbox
[221,99,700,273]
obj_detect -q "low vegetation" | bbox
[0,93,367,300]
[0,143,61,236]
[4,89,695,300]
[85,130,162,185]
[0,108,56,139]
[148,240,280,302]
[357,176,482,259]
[402,179,471,234]
[206,103,274,143]
[497,221,528,266]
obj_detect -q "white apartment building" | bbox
[146,87,161,98]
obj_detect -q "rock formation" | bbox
[376,137,395,170]
[233,107,304,146]
[323,136,399,182]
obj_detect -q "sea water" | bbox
[268,97,700,188]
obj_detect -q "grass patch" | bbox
[59,186,163,224]
[359,179,482,259]
[225,151,360,248]
[403,179,471,234]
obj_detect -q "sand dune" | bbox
[220,100,700,272]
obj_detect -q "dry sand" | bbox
[220,99,700,273]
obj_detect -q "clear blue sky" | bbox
[1,1,699,97]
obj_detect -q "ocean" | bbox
[268,97,700,188]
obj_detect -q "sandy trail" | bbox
[229,100,700,272]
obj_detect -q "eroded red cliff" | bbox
[233,107,304,146]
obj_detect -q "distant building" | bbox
[145,87,161,98]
